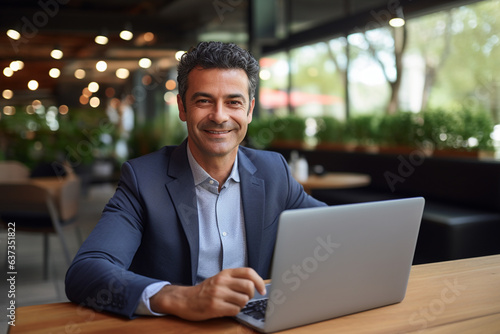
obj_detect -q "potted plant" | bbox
[246,116,274,149]
[421,108,494,158]
[377,111,425,155]
[458,108,495,157]
[345,114,380,153]
[315,116,349,151]
[268,115,308,150]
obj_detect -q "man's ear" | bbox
[178,94,187,122]
[247,98,255,123]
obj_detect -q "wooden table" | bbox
[299,172,371,194]
[10,254,500,334]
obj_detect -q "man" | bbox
[65,41,326,320]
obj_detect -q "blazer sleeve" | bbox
[65,161,163,318]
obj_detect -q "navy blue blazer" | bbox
[65,141,326,318]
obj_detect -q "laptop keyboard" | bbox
[241,299,268,321]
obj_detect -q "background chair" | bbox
[0,160,30,181]
[0,162,81,279]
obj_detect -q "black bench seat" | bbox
[273,147,500,264]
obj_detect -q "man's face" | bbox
[178,67,254,163]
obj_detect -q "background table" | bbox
[10,254,500,334]
[299,172,371,194]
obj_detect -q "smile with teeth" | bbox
[206,130,231,134]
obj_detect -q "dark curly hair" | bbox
[177,41,259,107]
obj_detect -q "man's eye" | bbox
[229,100,242,105]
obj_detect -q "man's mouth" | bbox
[206,130,231,134]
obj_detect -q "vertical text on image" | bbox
[6,222,17,326]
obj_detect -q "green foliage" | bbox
[315,116,345,144]
[460,108,494,150]
[128,111,187,158]
[248,108,495,153]
[420,108,494,151]
[0,107,119,168]
[407,1,500,114]
[271,115,307,142]
[346,114,380,146]
[0,110,49,168]
[378,112,420,147]
[246,115,307,149]
[246,117,273,149]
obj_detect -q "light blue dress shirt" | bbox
[135,145,247,315]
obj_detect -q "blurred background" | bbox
[1,0,500,176]
[1,0,500,331]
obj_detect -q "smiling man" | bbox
[65,41,326,321]
[178,67,253,188]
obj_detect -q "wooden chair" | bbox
[0,160,30,181]
[0,169,81,279]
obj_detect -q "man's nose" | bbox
[209,102,229,124]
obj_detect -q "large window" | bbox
[290,41,346,119]
[258,52,289,117]
[406,1,500,121]
[348,30,393,115]
[259,0,500,121]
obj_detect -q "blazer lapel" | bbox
[238,149,266,273]
[164,143,266,283]
[165,141,199,285]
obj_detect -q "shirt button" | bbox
[209,180,214,185]
[222,232,228,237]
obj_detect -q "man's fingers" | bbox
[150,268,266,321]
[224,268,267,298]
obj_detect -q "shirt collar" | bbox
[186,143,240,187]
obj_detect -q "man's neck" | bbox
[187,142,238,186]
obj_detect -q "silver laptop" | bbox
[235,197,425,333]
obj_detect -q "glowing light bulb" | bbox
[175,50,186,61]
[28,80,39,90]
[165,80,177,90]
[116,68,130,79]
[143,32,154,42]
[49,68,61,78]
[120,29,133,41]
[138,58,152,69]
[51,48,63,59]
[3,67,14,77]
[89,96,100,108]
[74,69,86,79]
[95,35,108,45]
[2,89,13,99]
[389,17,405,27]
[96,60,107,72]
[6,29,20,40]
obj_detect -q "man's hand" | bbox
[150,267,266,321]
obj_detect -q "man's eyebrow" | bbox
[190,92,247,102]
[227,93,246,101]
[190,92,214,101]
